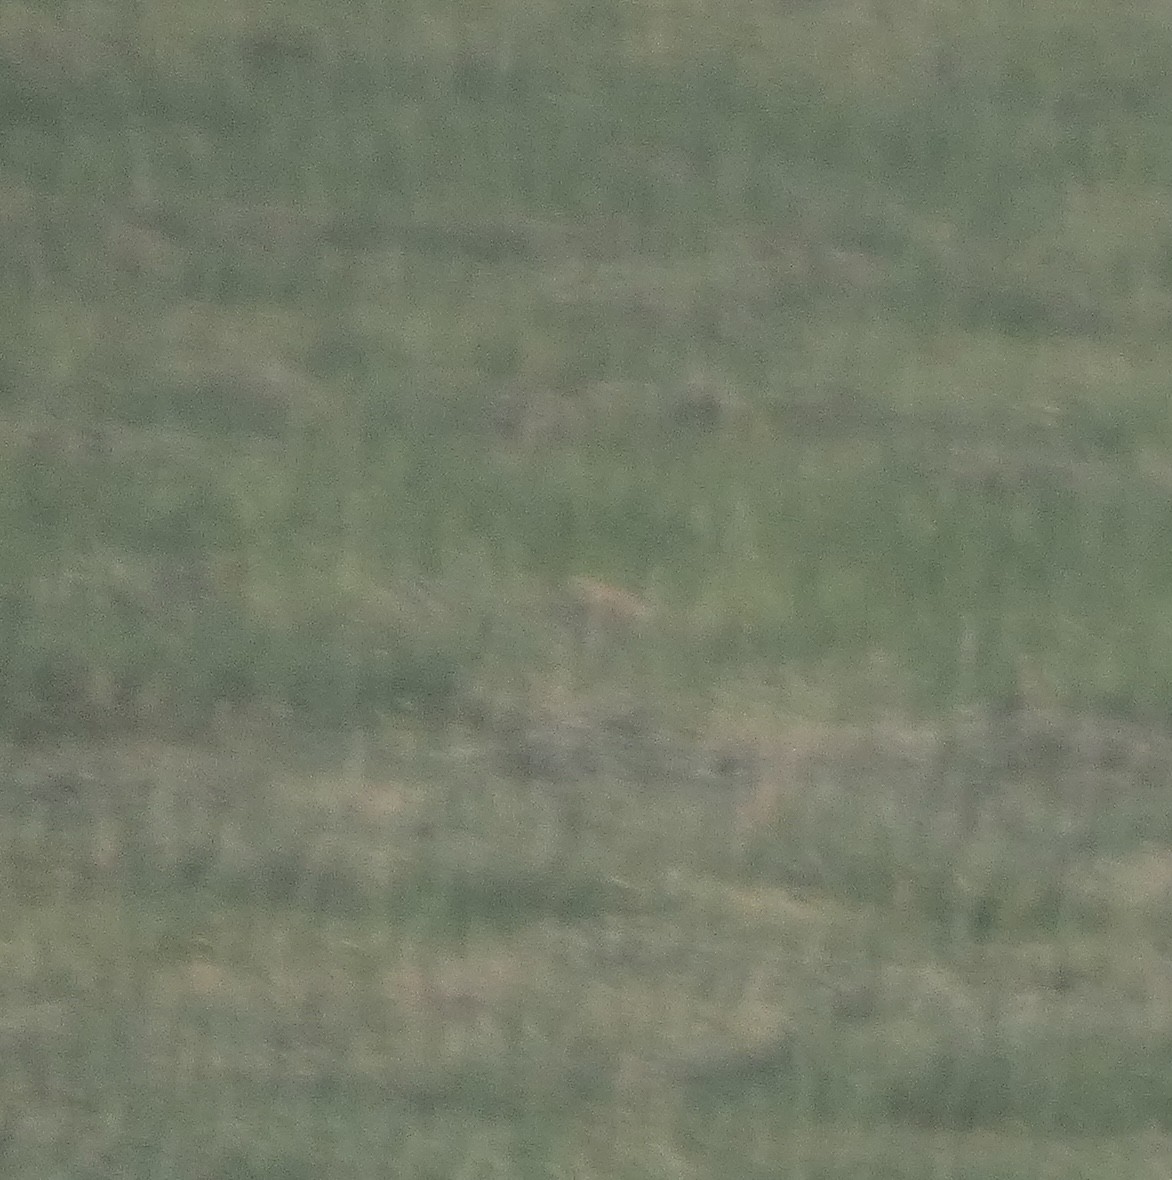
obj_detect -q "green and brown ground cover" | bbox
[4,0,1172,1173]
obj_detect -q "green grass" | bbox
[5,722,1172,1176]
[5,0,1172,1172]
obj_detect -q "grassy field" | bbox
[4,0,1172,1173]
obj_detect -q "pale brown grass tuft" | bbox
[564,575,652,635]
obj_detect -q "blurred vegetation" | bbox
[5,0,1172,1173]
[5,0,1172,734]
